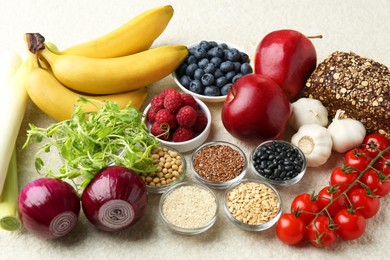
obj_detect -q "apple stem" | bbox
[307,35,323,39]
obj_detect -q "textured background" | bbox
[1,0,389,259]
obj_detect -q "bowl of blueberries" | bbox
[173,40,253,102]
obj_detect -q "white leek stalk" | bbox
[0,52,29,195]
[0,149,22,231]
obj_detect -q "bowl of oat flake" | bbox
[190,141,247,189]
[224,179,282,231]
[159,182,218,235]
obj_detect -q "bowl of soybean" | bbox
[250,140,306,187]
[141,145,187,194]
[159,182,218,235]
[190,141,247,189]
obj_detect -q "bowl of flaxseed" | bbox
[190,141,247,189]
[224,179,282,231]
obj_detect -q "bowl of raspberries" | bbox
[144,88,211,153]
[173,40,253,103]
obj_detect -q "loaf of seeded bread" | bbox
[304,51,390,138]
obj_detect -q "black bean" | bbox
[260,154,268,160]
[252,141,304,183]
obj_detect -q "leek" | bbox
[0,53,29,194]
[0,149,21,231]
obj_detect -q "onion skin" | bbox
[18,178,80,239]
[81,165,148,232]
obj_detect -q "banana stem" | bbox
[25,33,46,54]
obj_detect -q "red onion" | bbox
[18,178,80,239]
[81,166,148,232]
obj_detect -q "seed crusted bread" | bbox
[304,51,390,138]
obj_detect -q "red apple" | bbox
[254,29,319,100]
[221,74,292,144]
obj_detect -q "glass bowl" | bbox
[142,145,187,194]
[172,40,253,103]
[224,179,282,231]
[190,141,247,189]
[143,96,211,153]
[159,182,219,235]
[250,140,306,187]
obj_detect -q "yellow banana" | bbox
[38,44,188,95]
[25,58,148,122]
[59,5,174,58]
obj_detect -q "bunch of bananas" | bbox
[22,5,189,122]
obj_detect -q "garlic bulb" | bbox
[327,110,366,153]
[291,124,333,167]
[289,98,329,131]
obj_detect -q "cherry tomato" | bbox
[330,166,359,192]
[344,148,371,172]
[317,186,348,217]
[348,188,380,219]
[375,153,390,176]
[290,193,321,224]
[276,213,307,245]
[362,133,390,158]
[361,169,390,197]
[334,208,366,240]
[306,216,337,247]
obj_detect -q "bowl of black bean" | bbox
[173,40,253,103]
[250,140,306,187]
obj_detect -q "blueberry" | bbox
[204,63,216,74]
[215,76,228,88]
[233,62,241,73]
[179,75,191,88]
[219,43,229,50]
[176,63,187,76]
[210,56,222,67]
[186,55,197,65]
[188,47,196,55]
[221,84,232,95]
[225,71,236,82]
[240,63,253,74]
[201,73,215,86]
[204,86,220,96]
[199,40,211,51]
[232,73,243,83]
[240,52,250,63]
[194,47,207,59]
[198,58,209,69]
[207,47,224,59]
[189,80,204,94]
[185,63,198,78]
[220,61,234,73]
[226,48,241,62]
[209,41,218,48]
[214,69,224,79]
[194,68,205,80]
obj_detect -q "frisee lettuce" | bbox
[23,99,160,192]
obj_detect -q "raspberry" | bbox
[146,108,157,123]
[164,91,184,113]
[150,94,165,112]
[160,87,177,98]
[150,122,171,141]
[172,127,194,142]
[176,105,197,128]
[181,93,199,110]
[155,109,177,129]
[193,110,208,133]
